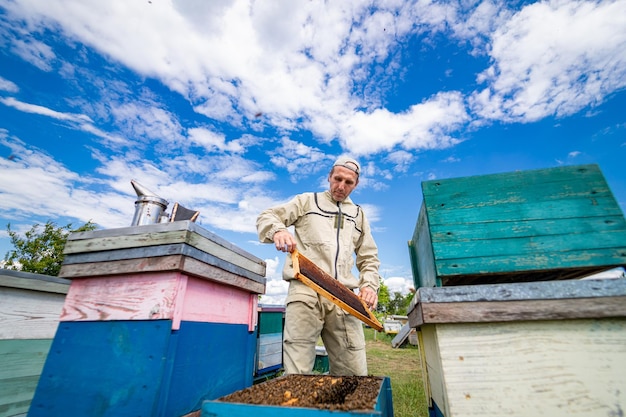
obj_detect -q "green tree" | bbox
[376,279,390,315]
[3,220,97,276]
[388,291,415,316]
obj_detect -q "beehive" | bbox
[29,221,266,417]
[408,164,626,288]
[201,374,394,417]
[0,270,69,416]
[407,278,626,416]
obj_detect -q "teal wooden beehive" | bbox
[408,164,626,288]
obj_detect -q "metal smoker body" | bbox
[130,180,169,226]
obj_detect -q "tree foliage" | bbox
[375,279,415,317]
[3,220,97,276]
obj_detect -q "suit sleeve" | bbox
[355,210,380,293]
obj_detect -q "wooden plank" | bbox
[0,270,70,294]
[62,243,265,284]
[0,339,51,417]
[29,320,172,417]
[426,196,624,225]
[433,319,626,416]
[418,326,447,415]
[61,273,260,330]
[258,333,283,371]
[64,230,266,278]
[416,297,626,325]
[181,256,265,294]
[0,287,65,340]
[429,215,626,242]
[408,204,439,288]
[436,250,626,277]
[416,278,626,303]
[64,221,265,274]
[422,164,605,199]
[423,175,614,210]
[29,320,258,417]
[60,273,187,325]
[291,251,383,332]
[409,279,626,326]
[391,323,412,348]
[163,321,258,417]
[59,254,265,294]
[0,339,51,379]
[181,276,258,330]
[0,376,37,417]
[432,229,626,259]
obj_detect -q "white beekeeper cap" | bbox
[333,156,361,176]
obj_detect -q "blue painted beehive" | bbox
[201,375,394,417]
[408,164,626,288]
[28,221,266,417]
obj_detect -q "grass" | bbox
[364,328,429,417]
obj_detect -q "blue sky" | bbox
[1,0,625,304]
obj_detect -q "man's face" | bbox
[328,166,359,202]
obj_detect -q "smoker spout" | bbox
[130,180,169,226]
[131,179,160,198]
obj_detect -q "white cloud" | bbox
[338,92,469,155]
[259,256,288,305]
[0,97,92,123]
[11,38,56,71]
[383,276,414,295]
[471,0,626,122]
[5,0,624,160]
[188,127,244,153]
[0,135,132,229]
[0,77,19,93]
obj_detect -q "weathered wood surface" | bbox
[29,320,257,417]
[61,273,259,331]
[0,270,69,340]
[409,278,626,327]
[0,269,70,294]
[62,243,265,284]
[63,220,266,276]
[408,204,438,288]
[0,271,69,417]
[0,339,52,417]
[59,253,265,294]
[60,272,186,325]
[391,323,414,348]
[423,319,626,416]
[257,333,283,372]
[181,276,258,331]
[409,164,626,288]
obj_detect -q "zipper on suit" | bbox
[334,201,342,279]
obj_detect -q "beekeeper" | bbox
[256,156,380,376]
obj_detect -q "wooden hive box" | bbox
[30,221,267,417]
[255,305,285,379]
[408,164,626,288]
[407,278,626,417]
[200,374,394,417]
[0,270,70,417]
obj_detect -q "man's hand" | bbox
[359,286,378,310]
[273,230,297,253]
